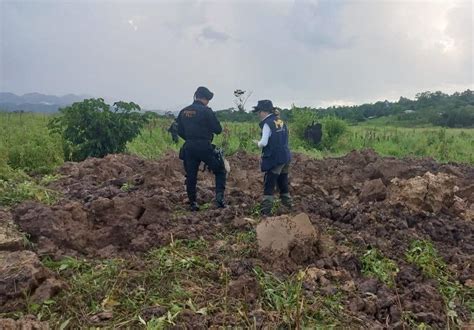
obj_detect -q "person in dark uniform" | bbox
[167,119,179,143]
[177,86,226,211]
[252,100,292,215]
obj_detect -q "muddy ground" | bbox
[1,149,473,328]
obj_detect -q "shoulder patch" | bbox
[183,109,197,118]
[274,119,284,129]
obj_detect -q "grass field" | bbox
[1,112,473,180]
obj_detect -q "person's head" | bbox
[252,100,276,120]
[194,86,214,105]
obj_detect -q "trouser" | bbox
[261,162,291,215]
[263,163,290,196]
[182,140,226,203]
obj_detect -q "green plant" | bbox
[361,248,399,287]
[120,183,135,192]
[406,240,464,327]
[319,116,348,150]
[48,98,149,161]
[0,179,60,206]
[254,267,306,326]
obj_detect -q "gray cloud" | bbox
[0,0,472,110]
[199,26,230,43]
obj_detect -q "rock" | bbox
[0,316,49,329]
[358,278,379,294]
[228,274,259,303]
[388,172,456,213]
[31,278,66,304]
[465,279,474,288]
[140,306,167,321]
[359,179,387,202]
[256,213,319,263]
[0,251,63,311]
[0,211,24,251]
[232,217,249,229]
[90,311,113,323]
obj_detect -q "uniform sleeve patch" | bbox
[184,110,197,117]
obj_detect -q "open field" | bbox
[0,112,473,328]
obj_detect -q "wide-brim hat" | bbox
[194,86,214,101]
[252,100,275,113]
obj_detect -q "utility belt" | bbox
[179,142,228,173]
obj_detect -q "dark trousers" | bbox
[264,163,290,196]
[182,140,226,203]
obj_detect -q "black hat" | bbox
[194,86,214,101]
[252,100,275,113]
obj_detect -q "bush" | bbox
[290,107,318,141]
[290,107,348,151]
[48,98,149,161]
[320,116,348,150]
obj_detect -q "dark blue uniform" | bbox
[259,113,291,198]
[260,114,291,172]
[177,100,226,206]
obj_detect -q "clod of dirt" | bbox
[0,316,49,330]
[0,251,63,312]
[0,210,24,251]
[228,274,259,303]
[359,178,387,202]
[140,306,167,321]
[388,172,456,213]
[256,213,320,264]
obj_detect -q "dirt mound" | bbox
[6,149,474,327]
[0,250,64,312]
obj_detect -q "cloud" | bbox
[1,0,472,110]
[199,26,230,43]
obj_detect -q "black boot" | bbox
[216,192,226,208]
[260,195,274,216]
[190,201,200,212]
[280,193,293,210]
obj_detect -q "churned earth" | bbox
[0,149,473,328]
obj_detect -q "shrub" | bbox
[48,98,149,161]
[290,107,348,151]
[320,116,348,150]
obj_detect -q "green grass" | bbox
[342,125,474,163]
[406,240,469,328]
[34,239,221,328]
[361,248,399,287]
[0,112,63,174]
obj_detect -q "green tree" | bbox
[48,98,149,161]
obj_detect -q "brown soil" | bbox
[2,149,473,328]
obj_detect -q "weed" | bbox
[254,267,306,327]
[120,182,135,192]
[406,240,465,327]
[361,248,399,287]
[0,179,60,206]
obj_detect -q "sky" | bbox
[1,0,473,110]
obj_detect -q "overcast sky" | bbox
[1,0,472,110]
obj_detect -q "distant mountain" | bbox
[0,92,92,112]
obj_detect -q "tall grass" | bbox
[1,112,473,174]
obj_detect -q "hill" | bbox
[0,92,92,113]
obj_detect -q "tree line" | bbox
[215,90,474,128]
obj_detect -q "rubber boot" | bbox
[261,195,274,216]
[216,192,226,209]
[280,193,293,210]
[190,201,200,212]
